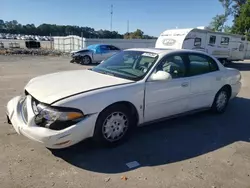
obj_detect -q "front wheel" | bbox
[93,104,135,146]
[211,88,230,113]
[80,55,92,65]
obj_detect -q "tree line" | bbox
[209,0,250,40]
[1,0,249,40]
[0,20,156,39]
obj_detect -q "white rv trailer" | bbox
[155,27,250,63]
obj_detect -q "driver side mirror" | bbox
[149,71,172,81]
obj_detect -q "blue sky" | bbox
[2,0,228,36]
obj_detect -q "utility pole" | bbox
[81,31,83,49]
[110,4,113,31]
[127,20,129,39]
[127,20,129,33]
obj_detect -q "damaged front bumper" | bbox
[6,95,98,149]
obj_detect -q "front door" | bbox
[144,54,190,122]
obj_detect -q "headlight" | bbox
[35,103,84,130]
[73,53,81,57]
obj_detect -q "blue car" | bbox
[70,44,121,65]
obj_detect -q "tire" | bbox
[211,87,230,114]
[80,55,92,65]
[93,104,135,147]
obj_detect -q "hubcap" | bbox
[216,91,227,111]
[102,112,128,142]
[82,56,90,64]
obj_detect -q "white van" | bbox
[155,27,250,64]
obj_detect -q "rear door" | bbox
[99,45,113,60]
[186,53,223,110]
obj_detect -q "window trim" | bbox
[186,53,219,77]
[220,37,230,45]
[209,35,216,45]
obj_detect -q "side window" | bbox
[188,54,219,76]
[109,45,120,50]
[155,55,186,79]
[221,37,229,45]
[209,36,216,44]
[194,38,201,46]
[100,45,110,52]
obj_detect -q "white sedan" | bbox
[6,48,241,149]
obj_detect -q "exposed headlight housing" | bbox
[34,103,84,130]
[73,53,82,57]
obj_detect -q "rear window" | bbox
[188,54,219,76]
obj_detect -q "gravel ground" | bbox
[0,55,250,188]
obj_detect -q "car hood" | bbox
[70,48,90,54]
[25,69,133,104]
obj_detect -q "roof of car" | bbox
[124,48,209,56]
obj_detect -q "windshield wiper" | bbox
[103,71,115,76]
[94,69,114,76]
[93,69,135,81]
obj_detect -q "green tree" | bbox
[0,19,5,30]
[209,0,248,32]
[232,0,250,40]
[0,19,155,39]
[209,0,232,31]
[224,25,233,33]
[209,14,227,31]
[124,29,144,39]
[232,0,247,16]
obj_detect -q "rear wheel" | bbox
[80,55,92,65]
[211,87,230,113]
[93,104,135,146]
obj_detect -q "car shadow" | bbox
[51,97,250,174]
[70,61,96,67]
[227,62,250,71]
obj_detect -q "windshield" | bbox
[92,50,159,81]
[87,44,98,50]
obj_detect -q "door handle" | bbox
[181,82,189,87]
